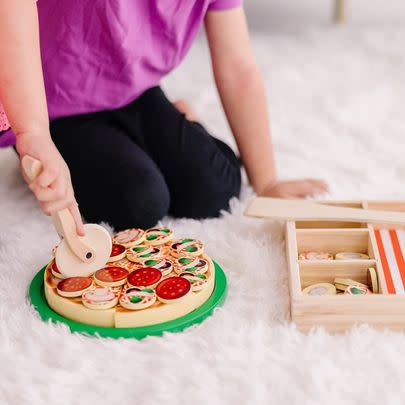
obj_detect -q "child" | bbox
[0,0,327,233]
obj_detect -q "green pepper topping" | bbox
[179,257,192,265]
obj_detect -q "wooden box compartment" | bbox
[299,261,378,290]
[296,228,376,259]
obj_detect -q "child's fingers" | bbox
[68,203,85,236]
[39,198,76,216]
[290,181,326,198]
[308,179,329,192]
[20,163,32,185]
[296,180,328,195]
[36,162,60,188]
[39,199,85,237]
[29,180,67,203]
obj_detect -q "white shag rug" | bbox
[1,26,405,405]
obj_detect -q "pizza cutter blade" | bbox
[55,223,112,277]
[21,155,112,277]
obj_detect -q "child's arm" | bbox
[0,0,84,234]
[205,8,327,198]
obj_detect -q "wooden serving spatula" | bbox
[245,197,405,225]
[22,155,112,277]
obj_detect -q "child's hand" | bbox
[16,131,85,236]
[261,179,328,199]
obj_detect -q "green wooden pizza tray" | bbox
[28,260,227,339]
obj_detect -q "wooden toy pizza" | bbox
[30,227,226,335]
[245,198,405,332]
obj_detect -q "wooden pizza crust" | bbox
[44,278,116,327]
[44,254,216,328]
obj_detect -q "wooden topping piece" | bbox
[170,239,204,257]
[57,277,93,297]
[179,272,208,291]
[156,276,192,303]
[137,258,174,276]
[334,278,368,292]
[174,257,209,274]
[82,287,119,310]
[94,266,129,283]
[51,261,65,279]
[119,287,157,310]
[112,228,145,248]
[302,283,336,296]
[344,285,372,295]
[144,228,173,246]
[298,252,333,261]
[126,245,163,263]
[367,267,379,293]
[108,244,127,262]
[127,267,162,288]
[335,252,370,260]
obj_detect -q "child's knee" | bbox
[171,168,241,218]
[203,171,241,217]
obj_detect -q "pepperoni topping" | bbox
[110,244,126,257]
[51,261,61,274]
[95,267,129,282]
[155,277,191,300]
[57,277,92,292]
[127,267,162,287]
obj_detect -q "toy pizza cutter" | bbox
[21,155,112,278]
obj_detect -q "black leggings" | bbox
[49,87,241,231]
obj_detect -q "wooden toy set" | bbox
[26,152,405,335]
[30,227,227,339]
[246,198,405,332]
[25,156,226,339]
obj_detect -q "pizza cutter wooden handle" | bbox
[245,197,405,225]
[21,155,95,264]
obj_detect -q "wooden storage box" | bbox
[255,200,405,332]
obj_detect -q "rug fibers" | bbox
[1,26,405,405]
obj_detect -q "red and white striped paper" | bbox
[374,229,405,294]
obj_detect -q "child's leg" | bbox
[50,113,170,231]
[114,87,242,219]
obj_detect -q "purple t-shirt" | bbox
[0,0,242,147]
